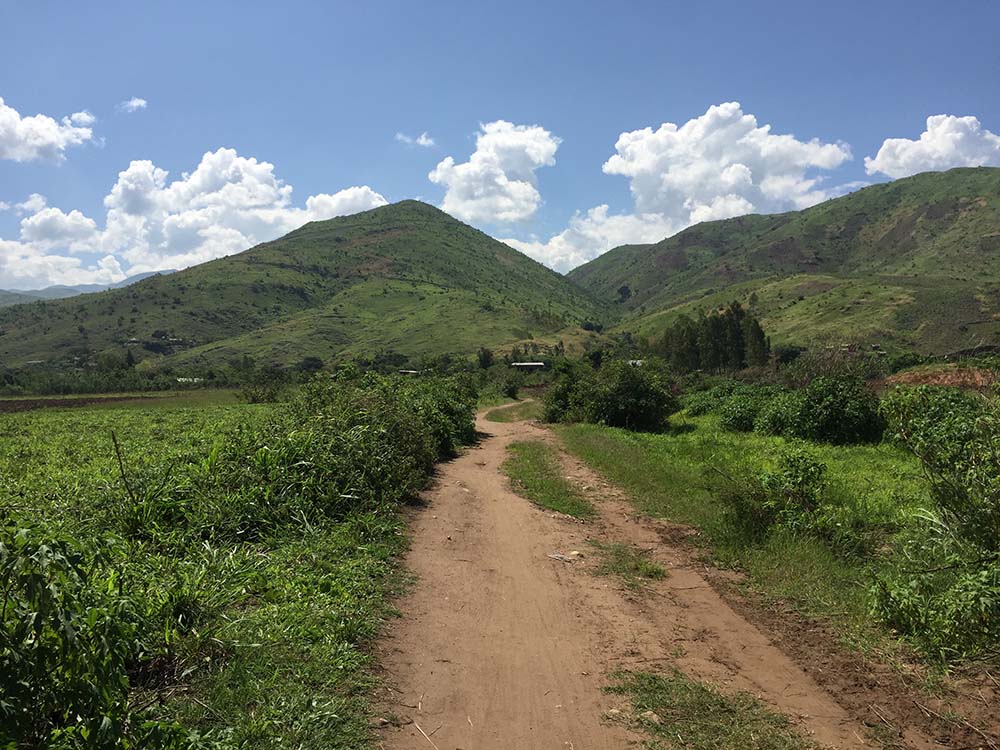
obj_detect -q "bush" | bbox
[873,386,1000,660]
[681,381,740,416]
[717,386,783,433]
[545,360,678,432]
[792,376,884,445]
[716,447,828,539]
[1,374,476,745]
[753,390,806,435]
[0,522,223,749]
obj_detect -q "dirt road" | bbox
[377,406,906,749]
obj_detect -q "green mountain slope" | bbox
[569,167,1000,354]
[0,201,606,368]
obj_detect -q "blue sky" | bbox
[1,0,998,288]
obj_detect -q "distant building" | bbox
[510,361,546,370]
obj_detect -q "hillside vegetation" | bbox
[569,167,1000,354]
[0,201,605,368]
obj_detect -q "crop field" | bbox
[1,376,475,749]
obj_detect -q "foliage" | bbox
[718,385,783,432]
[0,374,476,747]
[649,302,770,372]
[544,359,678,432]
[791,376,884,445]
[873,386,1000,660]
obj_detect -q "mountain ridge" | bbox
[0,200,605,368]
[568,167,1000,354]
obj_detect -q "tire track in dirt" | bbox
[376,406,893,749]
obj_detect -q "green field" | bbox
[559,413,928,652]
[1,375,475,749]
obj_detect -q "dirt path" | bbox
[376,406,900,749]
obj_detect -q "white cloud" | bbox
[395,131,435,147]
[16,193,48,214]
[0,201,10,212]
[69,111,96,127]
[0,147,387,288]
[0,97,96,162]
[509,102,852,270]
[20,207,100,252]
[503,206,675,272]
[0,239,124,290]
[117,97,148,114]
[429,120,560,223]
[864,114,1000,178]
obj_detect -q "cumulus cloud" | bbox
[395,131,435,147]
[509,102,852,270]
[0,147,387,288]
[429,120,560,223]
[0,97,96,162]
[864,114,1000,178]
[20,207,100,252]
[503,207,675,272]
[0,239,124,290]
[117,97,148,113]
[16,193,48,214]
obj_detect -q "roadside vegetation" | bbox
[553,358,1000,666]
[501,440,595,519]
[0,373,475,749]
[590,542,667,590]
[607,670,817,750]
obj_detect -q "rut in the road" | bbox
[376,407,891,749]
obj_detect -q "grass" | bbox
[501,440,595,518]
[558,414,928,650]
[607,670,817,750]
[0,377,472,749]
[589,541,666,590]
[485,398,543,422]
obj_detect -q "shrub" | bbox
[716,447,828,539]
[873,386,1000,660]
[0,522,222,749]
[583,361,678,432]
[753,390,806,435]
[717,386,782,433]
[681,381,739,416]
[545,360,678,431]
[792,376,884,445]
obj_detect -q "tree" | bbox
[477,347,495,369]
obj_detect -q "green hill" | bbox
[0,201,606,368]
[569,167,1000,354]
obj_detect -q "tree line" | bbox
[647,302,770,372]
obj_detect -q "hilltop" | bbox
[0,201,605,368]
[569,167,1000,354]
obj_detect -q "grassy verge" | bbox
[558,415,927,651]
[501,440,595,518]
[590,541,666,590]
[2,375,475,749]
[485,399,543,422]
[607,670,817,750]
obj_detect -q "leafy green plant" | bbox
[873,386,1000,660]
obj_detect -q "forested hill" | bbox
[568,167,1000,354]
[0,200,606,368]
